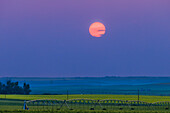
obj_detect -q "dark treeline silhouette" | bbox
[0,80,31,94]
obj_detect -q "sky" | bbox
[0,0,170,77]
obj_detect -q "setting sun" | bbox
[89,22,106,37]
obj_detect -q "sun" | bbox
[89,22,106,37]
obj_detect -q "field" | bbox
[1,94,170,112]
[1,94,170,102]
[1,110,169,113]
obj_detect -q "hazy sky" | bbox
[0,0,170,77]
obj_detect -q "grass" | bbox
[1,94,170,112]
[1,110,170,113]
[1,94,170,103]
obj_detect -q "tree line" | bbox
[0,80,31,94]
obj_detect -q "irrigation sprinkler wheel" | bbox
[131,108,135,110]
[119,108,123,110]
[102,108,106,110]
[90,108,94,110]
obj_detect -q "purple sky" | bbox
[0,0,170,77]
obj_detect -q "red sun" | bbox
[89,22,106,37]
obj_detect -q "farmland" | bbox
[1,94,170,103]
[1,94,170,112]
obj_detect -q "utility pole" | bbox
[138,89,139,105]
[67,90,68,100]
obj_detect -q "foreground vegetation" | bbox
[0,110,170,113]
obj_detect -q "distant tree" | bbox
[0,82,2,93]
[2,84,6,94]
[0,80,31,94]
[14,82,19,94]
[6,80,11,94]
[23,83,31,95]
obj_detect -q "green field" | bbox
[1,94,170,102]
[1,110,170,113]
[1,94,170,112]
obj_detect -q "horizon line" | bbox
[1,75,170,78]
